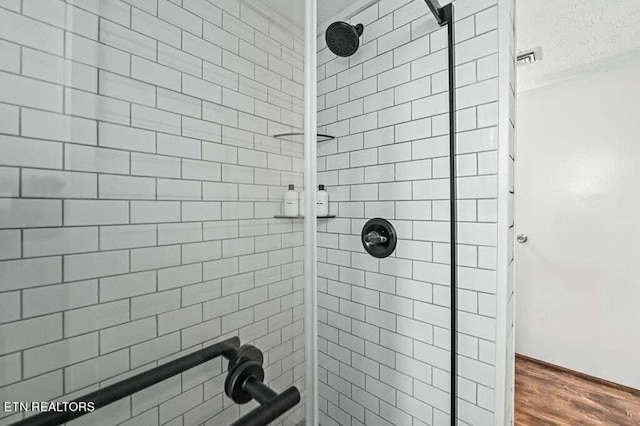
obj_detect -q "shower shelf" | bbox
[272,133,335,142]
[273,215,336,219]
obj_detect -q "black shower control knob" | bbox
[364,231,387,244]
[361,218,397,258]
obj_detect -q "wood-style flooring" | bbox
[515,355,640,425]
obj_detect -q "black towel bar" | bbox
[9,336,300,426]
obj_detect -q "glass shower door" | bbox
[0,0,313,424]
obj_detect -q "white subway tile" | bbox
[132,57,180,91]
[131,289,180,320]
[0,352,20,387]
[394,34,431,66]
[131,245,181,272]
[182,241,222,265]
[181,318,221,348]
[23,227,98,257]
[0,288,20,326]
[158,179,202,200]
[65,349,129,392]
[22,109,96,146]
[378,25,411,54]
[377,181,410,201]
[0,136,62,169]
[180,202,220,222]
[65,144,129,175]
[132,153,181,178]
[98,175,155,200]
[349,76,377,101]
[99,70,156,106]
[24,333,98,378]
[0,230,20,261]
[203,257,238,280]
[203,102,238,128]
[65,300,129,338]
[131,201,180,223]
[100,317,156,353]
[157,0,202,37]
[100,271,157,302]
[132,104,181,135]
[0,7,63,55]
[266,19,291,46]
[23,48,98,92]
[0,199,62,228]
[158,222,202,245]
[0,168,18,200]
[130,333,180,369]
[100,19,156,60]
[158,305,202,335]
[65,250,129,281]
[100,224,156,251]
[457,78,498,110]
[65,88,130,125]
[0,371,62,412]
[0,39,20,73]
[64,200,129,226]
[183,117,223,142]
[182,78,221,109]
[204,61,239,93]
[158,89,202,118]
[25,172,95,203]
[379,103,412,127]
[158,134,202,160]
[65,33,130,75]
[222,11,253,43]
[158,264,202,292]
[184,0,222,26]
[0,314,62,356]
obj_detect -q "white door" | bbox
[515,64,640,390]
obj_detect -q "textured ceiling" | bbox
[518,0,640,91]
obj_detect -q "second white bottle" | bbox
[316,185,329,216]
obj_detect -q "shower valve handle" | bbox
[517,234,528,243]
[364,231,388,245]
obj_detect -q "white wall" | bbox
[515,61,640,390]
[0,0,308,424]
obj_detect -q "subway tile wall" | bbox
[316,0,501,425]
[0,0,307,425]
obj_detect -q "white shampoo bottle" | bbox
[299,190,305,217]
[317,185,329,216]
[283,184,299,217]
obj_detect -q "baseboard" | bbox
[515,353,640,397]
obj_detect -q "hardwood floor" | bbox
[515,355,640,425]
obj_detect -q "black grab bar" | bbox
[9,336,300,426]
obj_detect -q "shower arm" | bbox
[424,1,458,426]
[424,0,447,26]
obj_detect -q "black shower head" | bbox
[325,22,364,57]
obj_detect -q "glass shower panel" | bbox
[0,0,310,425]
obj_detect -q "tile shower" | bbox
[315,0,515,425]
[0,0,516,425]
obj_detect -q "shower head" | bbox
[325,22,364,57]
